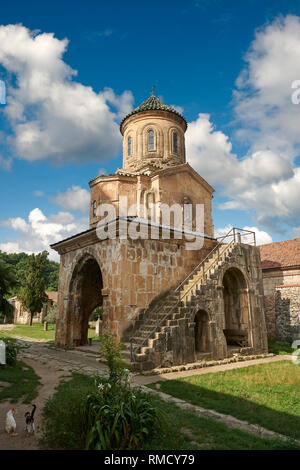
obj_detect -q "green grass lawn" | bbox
[148,360,300,441]
[0,360,41,403]
[40,372,298,450]
[0,323,97,342]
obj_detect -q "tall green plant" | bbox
[21,251,48,326]
[81,332,161,450]
[0,262,17,322]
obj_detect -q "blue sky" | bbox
[1,0,300,259]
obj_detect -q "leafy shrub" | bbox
[82,379,160,450]
[90,306,103,321]
[80,332,161,449]
[0,336,25,366]
[44,303,57,324]
[40,333,162,450]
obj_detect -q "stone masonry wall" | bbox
[275,285,300,343]
[55,233,216,347]
[262,268,300,340]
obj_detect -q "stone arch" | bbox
[67,253,103,346]
[194,309,210,353]
[222,267,250,347]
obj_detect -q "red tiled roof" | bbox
[259,238,300,270]
[45,291,58,303]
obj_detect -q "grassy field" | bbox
[0,360,41,403]
[0,323,97,342]
[148,360,300,441]
[41,372,298,450]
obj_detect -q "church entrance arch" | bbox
[222,267,250,348]
[194,309,210,353]
[68,256,103,346]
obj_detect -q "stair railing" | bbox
[129,227,255,362]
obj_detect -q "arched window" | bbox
[173,132,178,153]
[148,130,155,151]
[128,136,132,156]
[92,200,97,217]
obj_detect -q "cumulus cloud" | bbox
[214,224,273,245]
[0,24,133,165]
[0,216,29,232]
[0,155,12,171]
[0,208,88,261]
[186,113,239,186]
[52,185,90,213]
[186,15,300,234]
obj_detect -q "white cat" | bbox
[5,408,17,436]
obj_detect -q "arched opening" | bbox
[194,310,210,354]
[68,257,103,346]
[222,268,249,348]
[173,132,178,153]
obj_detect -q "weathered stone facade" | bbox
[53,226,216,346]
[129,242,267,370]
[260,239,300,341]
[52,93,268,368]
[275,285,300,342]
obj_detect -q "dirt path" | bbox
[0,358,68,450]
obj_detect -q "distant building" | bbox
[8,291,58,324]
[260,239,300,342]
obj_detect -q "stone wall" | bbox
[131,243,268,370]
[54,228,217,347]
[262,268,300,339]
[275,285,300,343]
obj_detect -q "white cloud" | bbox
[0,155,12,171]
[52,185,90,213]
[186,16,300,233]
[0,208,88,261]
[186,113,239,186]
[0,216,29,232]
[214,224,273,245]
[33,190,44,197]
[0,24,133,165]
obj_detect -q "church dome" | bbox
[120,94,187,134]
[120,92,187,173]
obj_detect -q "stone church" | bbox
[51,93,268,370]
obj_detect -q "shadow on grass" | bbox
[149,366,300,441]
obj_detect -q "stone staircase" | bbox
[129,241,239,370]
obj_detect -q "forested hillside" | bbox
[0,251,59,297]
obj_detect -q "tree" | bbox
[0,262,17,323]
[44,303,57,324]
[22,251,48,326]
[0,250,59,297]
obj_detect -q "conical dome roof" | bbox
[120,94,186,131]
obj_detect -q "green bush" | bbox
[0,336,25,366]
[44,303,57,324]
[81,332,161,449]
[82,377,160,450]
[41,333,162,450]
[90,306,103,321]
